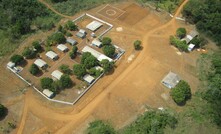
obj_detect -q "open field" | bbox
[0,0,207,133]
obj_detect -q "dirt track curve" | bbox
[16,0,189,133]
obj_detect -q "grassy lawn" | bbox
[137,0,184,13]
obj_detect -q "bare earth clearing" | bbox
[0,0,203,133]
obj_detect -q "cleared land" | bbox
[0,0,204,134]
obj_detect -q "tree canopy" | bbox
[69,46,78,59]
[32,41,42,52]
[47,32,66,46]
[60,74,73,88]
[81,52,98,69]
[40,77,53,89]
[0,104,7,119]
[102,45,116,58]
[182,0,221,46]
[59,64,72,75]
[65,20,78,31]
[176,28,186,39]
[102,37,112,46]
[22,47,36,59]
[29,64,40,76]
[87,120,116,134]
[134,40,142,50]
[10,54,24,65]
[100,59,114,74]
[170,80,191,105]
[73,64,87,79]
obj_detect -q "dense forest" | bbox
[182,0,221,46]
[0,0,60,56]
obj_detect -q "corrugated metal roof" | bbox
[43,89,54,98]
[83,74,95,84]
[161,72,180,89]
[46,51,58,60]
[57,44,68,51]
[92,39,102,47]
[34,59,47,68]
[67,38,77,45]
[86,21,103,31]
[51,70,63,80]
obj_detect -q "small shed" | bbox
[76,29,86,38]
[98,54,113,62]
[82,46,101,58]
[188,44,195,51]
[46,51,58,60]
[7,61,15,69]
[51,70,63,80]
[57,44,68,52]
[66,38,77,46]
[83,74,95,84]
[86,21,103,31]
[43,89,54,98]
[92,39,102,48]
[34,59,47,69]
[161,72,180,89]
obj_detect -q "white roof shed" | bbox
[46,51,58,60]
[188,44,195,51]
[161,72,180,89]
[92,39,102,47]
[51,70,63,80]
[43,89,54,98]
[82,46,101,58]
[98,54,113,62]
[67,38,77,45]
[34,59,47,68]
[57,44,68,52]
[83,74,95,84]
[7,61,15,68]
[86,21,103,31]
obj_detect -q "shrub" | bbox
[32,41,42,52]
[0,104,7,118]
[10,54,24,65]
[170,80,191,105]
[40,77,53,89]
[170,36,188,52]
[29,64,40,75]
[134,40,142,50]
[102,45,115,58]
[176,28,186,39]
[69,46,78,59]
[65,20,78,31]
[87,120,116,134]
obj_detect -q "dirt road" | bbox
[15,0,190,133]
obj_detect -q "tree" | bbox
[29,64,40,75]
[100,59,114,74]
[40,77,53,89]
[32,41,42,52]
[87,120,116,134]
[81,53,98,69]
[59,64,72,74]
[22,47,36,59]
[134,40,142,50]
[60,74,73,88]
[10,54,24,65]
[47,32,66,46]
[69,46,78,59]
[169,36,188,52]
[89,68,103,77]
[102,45,115,58]
[0,104,7,118]
[65,20,78,31]
[176,28,186,39]
[170,80,191,105]
[73,64,87,79]
[51,81,62,93]
[102,37,112,46]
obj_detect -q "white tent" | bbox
[92,39,102,48]
[83,74,95,84]
[57,44,68,52]
[43,89,54,98]
[46,51,58,60]
[51,70,63,80]
[34,59,47,68]
[86,21,103,31]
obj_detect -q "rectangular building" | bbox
[86,21,103,31]
[46,51,58,60]
[34,59,47,69]
[51,70,63,80]
[57,44,69,52]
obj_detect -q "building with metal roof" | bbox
[86,21,103,31]
[66,38,77,46]
[7,61,15,69]
[182,30,199,44]
[34,59,47,69]
[82,46,113,62]
[57,44,69,52]
[51,70,63,80]
[43,89,54,98]
[161,72,180,89]
[188,44,195,51]
[83,74,95,84]
[92,39,102,48]
[46,51,58,60]
[76,29,86,39]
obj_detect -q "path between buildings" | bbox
[16,0,189,133]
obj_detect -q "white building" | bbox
[7,61,15,69]
[188,44,195,51]
[92,39,102,48]
[86,21,103,31]
[66,38,77,45]
[161,72,181,89]
[46,51,58,60]
[34,59,47,69]
[57,44,68,52]
[51,70,63,80]
[43,89,54,98]
[76,29,86,38]
[82,46,113,62]
[83,74,95,84]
